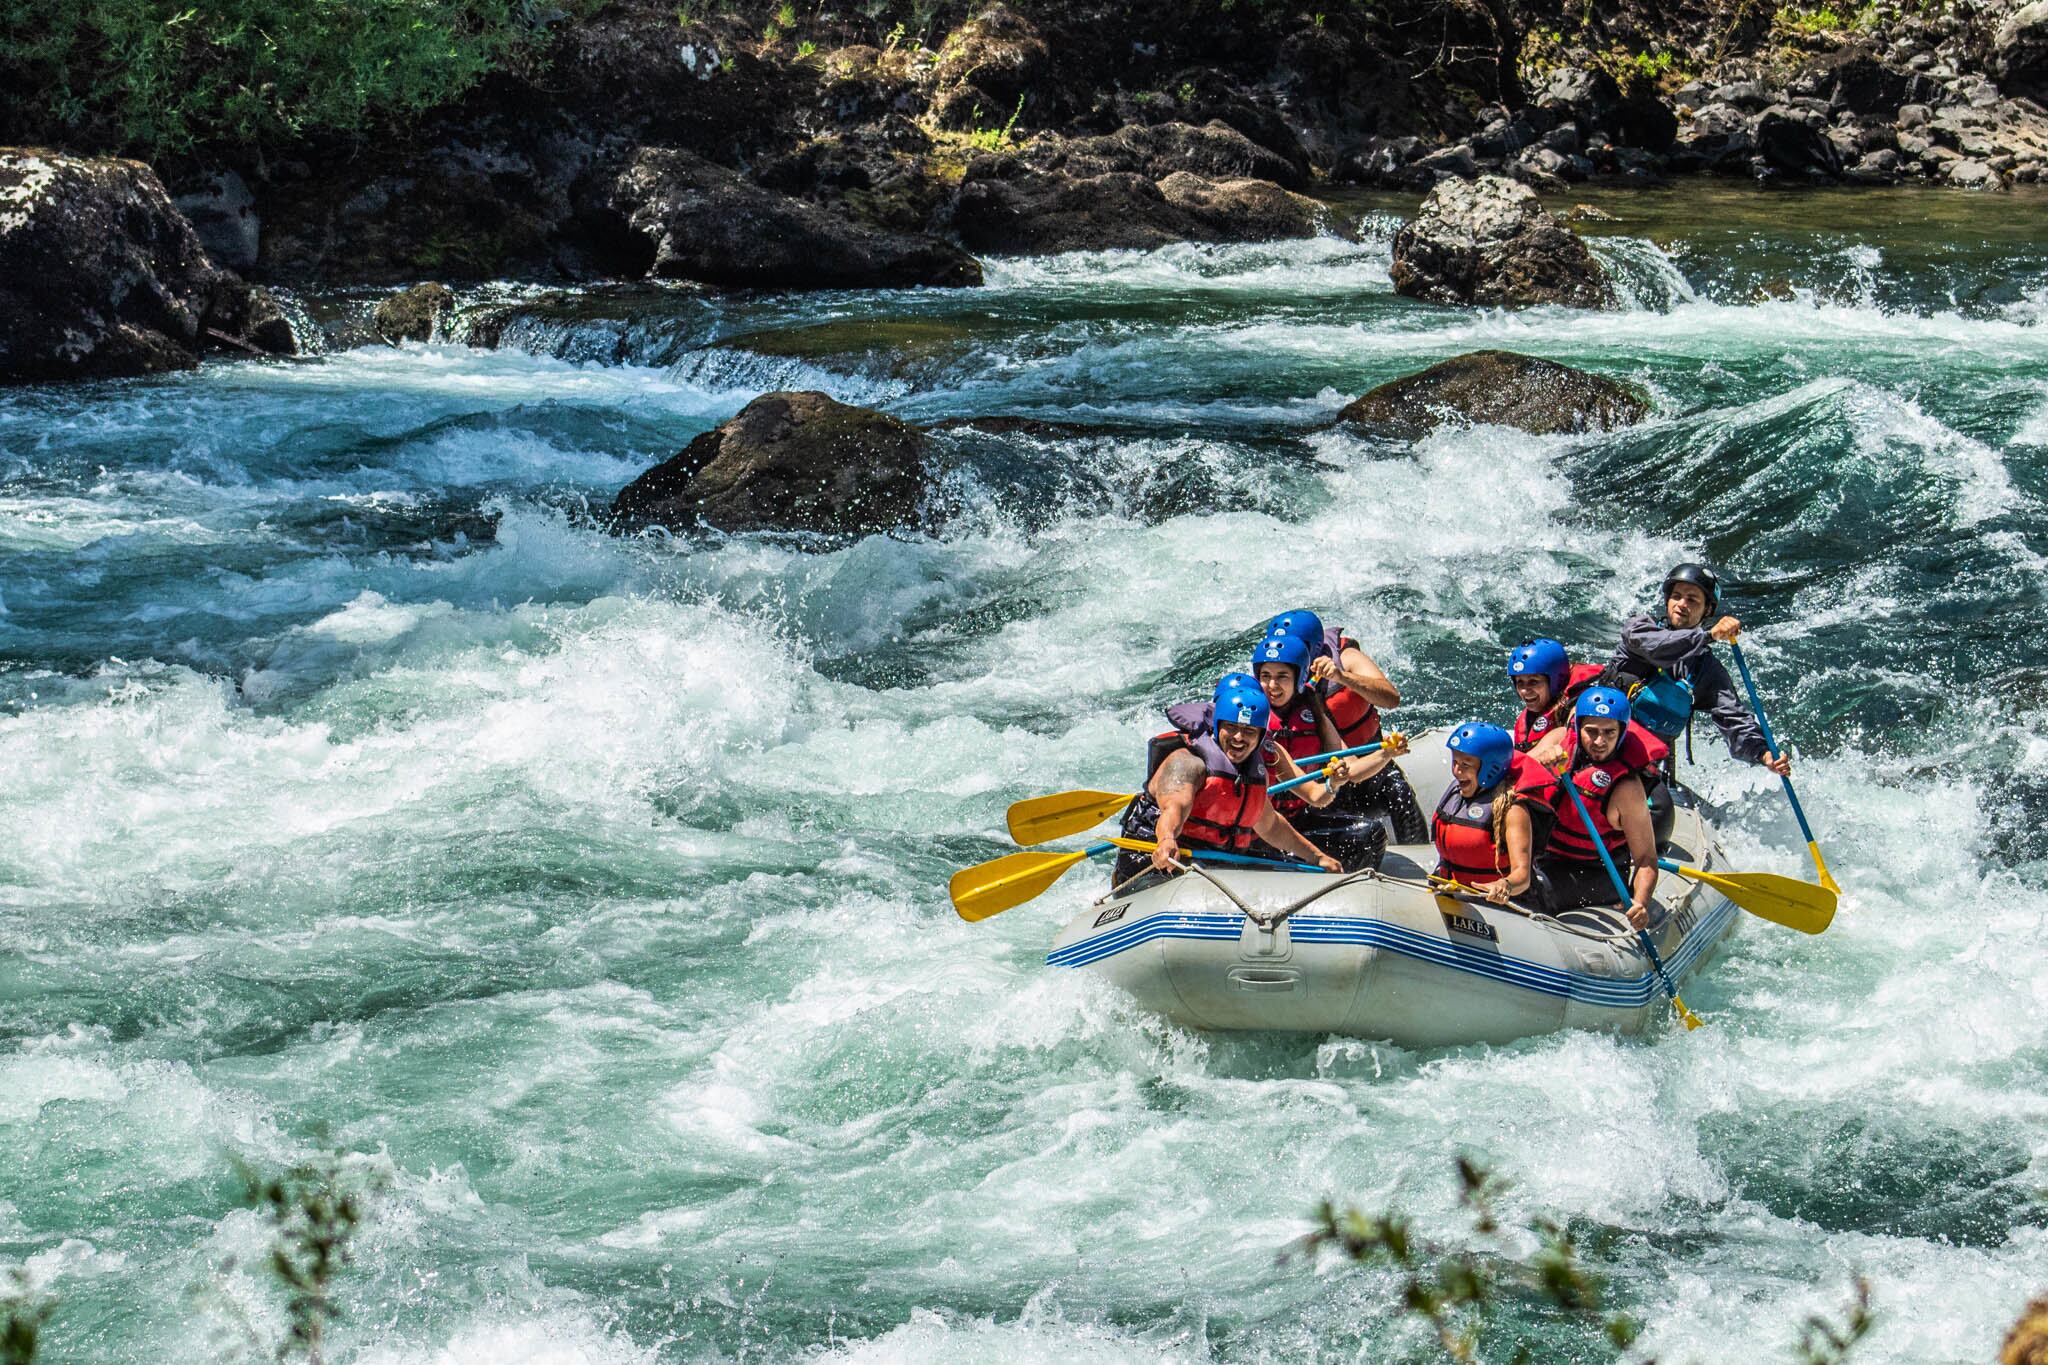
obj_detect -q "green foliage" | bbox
[1796,1278,1875,1365]
[0,0,571,156]
[1,1268,56,1365]
[795,37,817,58]
[1303,1158,1885,1362]
[1298,1157,1661,1362]
[961,92,1025,151]
[239,1152,388,1365]
[1774,3,1880,35]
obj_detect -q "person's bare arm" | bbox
[1252,804,1340,872]
[1146,751,1204,872]
[1309,645,1401,711]
[1611,777,1659,927]
[1269,747,1333,809]
[1481,804,1535,902]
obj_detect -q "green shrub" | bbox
[0,0,572,156]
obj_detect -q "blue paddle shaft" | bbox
[1563,775,1686,1003]
[1268,741,1384,795]
[1728,641,1819,845]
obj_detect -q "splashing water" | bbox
[3,187,2047,1363]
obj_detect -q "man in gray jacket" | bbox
[1604,563,1793,778]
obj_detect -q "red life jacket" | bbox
[1511,663,1605,750]
[1318,627,1382,746]
[1432,753,1558,883]
[1265,693,1324,815]
[1128,723,1269,853]
[1545,722,1669,864]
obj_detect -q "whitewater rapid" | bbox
[2,188,2046,1362]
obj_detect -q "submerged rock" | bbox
[612,390,928,536]
[373,282,456,343]
[609,147,981,290]
[1334,350,1650,436]
[1,148,293,384]
[1389,175,1612,310]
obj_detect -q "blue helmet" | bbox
[1575,685,1631,728]
[1213,678,1271,735]
[1507,639,1570,693]
[1445,722,1515,791]
[1252,632,1311,686]
[1268,610,1326,653]
[1216,670,1259,698]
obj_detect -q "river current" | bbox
[3,186,2046,1362]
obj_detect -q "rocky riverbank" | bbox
[7,0,2048,383]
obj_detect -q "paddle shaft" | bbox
[1106,836,1325,873]
[1562,775,1700,1028]
[1268,741,1384,796]
[1727,641,1836,890]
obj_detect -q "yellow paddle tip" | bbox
[1674,998,1704,1030]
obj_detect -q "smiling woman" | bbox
[1,192,2047,1361]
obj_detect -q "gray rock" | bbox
[1846,148,1902,181]
[1947,158,2000,186]
[612,391,927,536]
[609,147,980,290]
[173,170,259,273]
[1995,1,2048,100]
[373,283,455,343]
[1899,103,1932,128]
[1333,350,1649,436]
[1,149,292,385]
[1537,68,1622,126]
[1897,131,1935,158]
[1388,175,1611,310]
[1538,123,1582,155]
[1672,102,1755,171]
[1711,81,1776,110]
[1020,121,1308,191]
[953,151,1317,254]
[1756,109,1845,176]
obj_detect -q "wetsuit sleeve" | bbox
[1616,614,1714,671]
[1693,654,1770,765]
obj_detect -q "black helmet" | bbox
[1662,562,1719,614]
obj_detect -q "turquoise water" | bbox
[3,191,2047,1362]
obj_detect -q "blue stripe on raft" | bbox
[1046,891,1740,1012]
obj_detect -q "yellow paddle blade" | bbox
[949,848,1091,922]
[1808,841,1842,896]
[1669,994,1704,1030]
[1672,863,1836,935]
[1006,789,1135,845]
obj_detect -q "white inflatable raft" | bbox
[1048,731,1739,1045]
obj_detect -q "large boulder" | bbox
[1388,175,1612,310]
[1796,46,1937,116]
[1994,1,2048,101]
[608,147,981,290]
[1671,103,1757,172]
[374,283,456,343]
[1755,108,1845,177]
[930,4,1054,129]
[1,149,293,385]
[1334,350,1650,436]
[1021,121,1310,190]
[951,155,1317,254]
[612,391,927,536]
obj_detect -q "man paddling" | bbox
[1115,676,1341,887]
[1599,563,1792,778]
